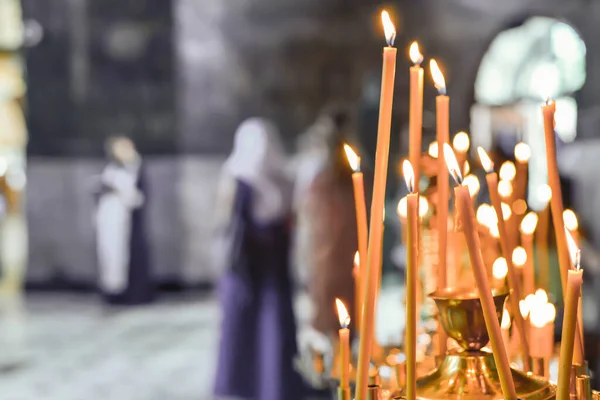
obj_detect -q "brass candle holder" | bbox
[390,287,556,400]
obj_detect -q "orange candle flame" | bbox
[536,184,552,205]
[501,308,511,329]
[336,298,351,328]
[520,211,539,235]
[428,142,438,158]
[463,174,480,197]
[397,196,408,218]
[381,11,396,46]
[343,144,360,172]
[354,251,360,267]
[419,197,429,218]
[442,143,462,184]
[565,228,581,269]
[499,161,517,181]
[497,180,513,199]
[493,257,508,280]
[429,59,446,95]
[477,147,494,173]
[409,41,423,65]
[512,246,527,267]
[515,142,532,163]
[453,131,470,153]
[500,203,512,220]
[402,160,415,193]
[563,209,578,231]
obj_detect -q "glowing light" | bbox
[535,289,549,305]
[476,204,494,228]
[463,174,480,197]
[520,212,539,235]
[397,197,408,219]
[519,299,530,319]
[514,142,532,163]
[565,228,581,269]
[430,59,446,95]
[402,160,415,193]
[477,147,494,173]
[493,257,508,280]
[442,143,462,185]
[501,203,512,220]
[498,180,513,199]
[501,308,511,329]
[335,298,350,328]
[463,161,470,176]
[512,246,527,267]
[428,142,439,159]
[499,161,517,181]
[381,11,396,47]
[563,209,578,231]
[453,132,470,153]
[409,41,423,65]
[419,197,429,218]
[513,199,527,216]
[490,224,500,238]
[536,184,552,205]
[354,251,360,267]
[343,144,360,172]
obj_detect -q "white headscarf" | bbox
[223,117,290,223]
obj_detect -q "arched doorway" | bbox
[471,17,586,209]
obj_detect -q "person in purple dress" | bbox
[213,118,307,400]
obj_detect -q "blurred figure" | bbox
[95,136,154,305]
[0,50,27,294]
[298,110,358,337]
[213,118,305,400]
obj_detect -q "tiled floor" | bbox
[0,285,406,400]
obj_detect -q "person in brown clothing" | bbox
[300,111,358,336]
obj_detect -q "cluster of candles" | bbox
[332,10,588,400]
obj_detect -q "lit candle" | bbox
[529,293,555,360]
[402,160,418,400]
[463,174,480,200]
[536,184,552,291]
[444,144,517,400]
[428,141,438,159]
[336,298,351,389]
[557,231,584,400]
[520,212,538,296]
[478,146,531,370]
[430,59,449,358]
[344,144,368,331]
[514,142,531,202]
[356,12,397,400]
[408,42,424,190]
[353,251,361,329]
[542,100,584,364]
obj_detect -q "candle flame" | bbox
[563,209,579,231]
[335,298,351,328]
[419,197,429,218]
[381,11,396,47]
[402,160,415,193]
[501,202,512,220]
[535,288,549,304]
[530,295,556,328]
[428,142,439,158]
[343,144,360,172]
[463,161,470,176]
[501,308,511,329]
[520,211,538,235]
[519,299,530,319]
[397,196,408,218]
[442,143,462,185]
[536,184,552,205]
[463,174,480,197]
[565,228,581,269]
[493,257,508,280]
[497,180,513,199]
[476,204,495,228]
[499,161,517,181]
[514,142,531,163]
[512,246,527,267]
[477,147,494,173]
[544,303,556,324]
[453,131,470,153]
[429,59,446,95]
[489,223,500,238]
[354,251,360,267]
[409,41,423,65]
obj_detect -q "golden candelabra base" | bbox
[389,348,556,400]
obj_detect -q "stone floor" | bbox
[0,285,406,400]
